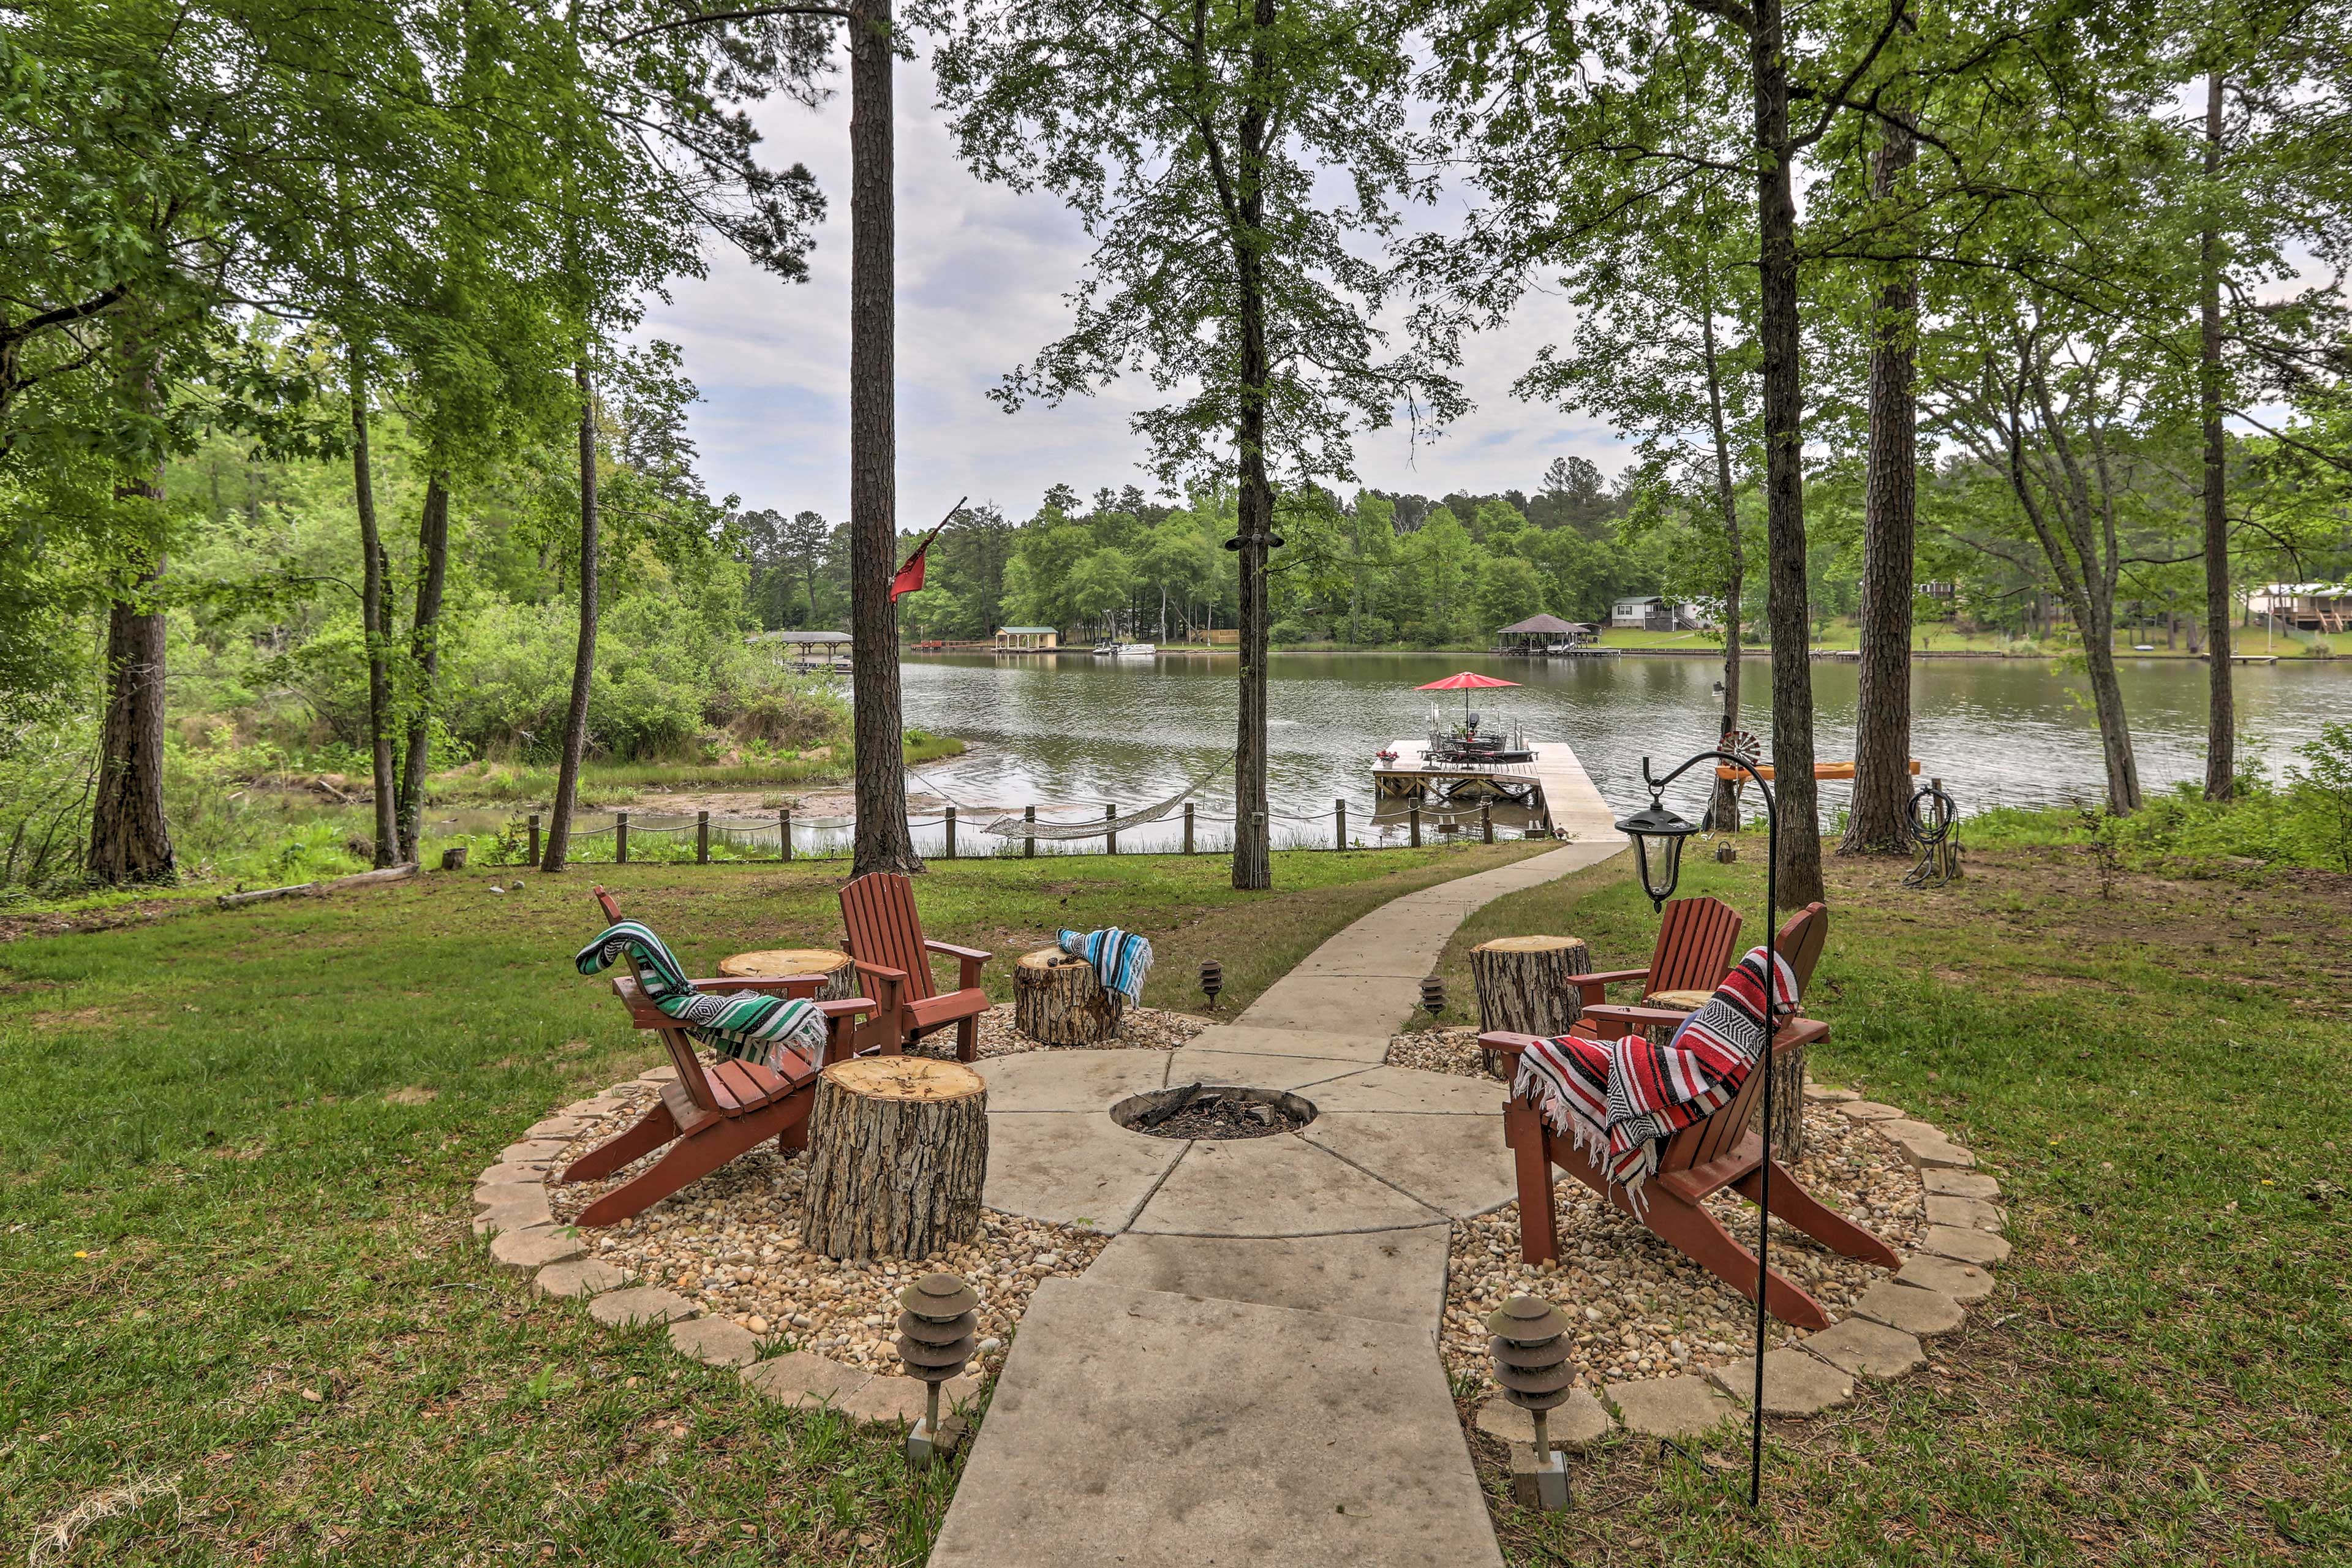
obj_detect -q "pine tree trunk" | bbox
[398,473,451,859]
[1844,89,1920,856]
[542,363,600,872]
[349,343,401,868]
[848,0,921,876]
[2200,70,2234,802]
[800,1058,988,1261]
[1747,0,1824,906]
[1700,258,1744,832]
[1228,0,1277,893]
[89,537,174,886]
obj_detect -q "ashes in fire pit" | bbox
[1111,1083,1316,1140]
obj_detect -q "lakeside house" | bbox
[995,625,1060,650]
[2250,582,2352,634]
[1611,595,1702,633]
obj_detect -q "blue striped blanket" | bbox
[1058,927,1153,1006]
[575,920,828,1069]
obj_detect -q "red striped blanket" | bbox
[1512,944,1798,1207]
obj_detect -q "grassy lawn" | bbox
[1436,843,2351,1566]
[0,841,1538,1565]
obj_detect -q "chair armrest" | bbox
[1476,1031,1544,1058]
[851,960,907,1019]
[1583,1003,1695,1027]
[1774,1017,1830,1050]
[1569,967,1654,998]
[926,940,990,988]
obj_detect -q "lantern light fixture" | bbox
[1614,793,1703,911]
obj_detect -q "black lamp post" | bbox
[1613,748,1782,1509]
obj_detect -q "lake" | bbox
[887,650,2352,851]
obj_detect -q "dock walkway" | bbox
[1374,737,1619,839]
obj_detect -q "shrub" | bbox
[2287,722,2352,872]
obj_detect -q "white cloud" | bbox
[643,56,1630,527]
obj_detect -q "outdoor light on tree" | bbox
[1615,794,1703,911]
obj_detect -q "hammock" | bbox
[979,760,1231,840]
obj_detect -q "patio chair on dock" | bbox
[839,872,992,1063]
[558,889,894,1226]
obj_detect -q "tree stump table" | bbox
[718,947,854,1002]
[800,1057,989,1260]
[1470,935,1591,1080]
[1012,947,1124,1044]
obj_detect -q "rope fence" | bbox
[505,790,1559,869]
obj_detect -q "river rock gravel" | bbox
[1438,1103,1928,1396]
[541,1003,1204,1377]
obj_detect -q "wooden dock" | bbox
[1373,739,1618,840]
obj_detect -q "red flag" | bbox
[890,497,967,603]
[889,539,930,601]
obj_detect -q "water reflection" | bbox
[887,650,2350,851]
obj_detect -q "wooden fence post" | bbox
[697,810,709,864]
[1482,802,1494,844]
[1182,801,1194,854]
[1023,804,1036,859]
[1409,803,1422,848]
[527,813,541,865]
[780,809,793,862]
[1104,802,1118,855]
[1334,797,1346,850]
[944,804,957,860]
[616,811,629,865]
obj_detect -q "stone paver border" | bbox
[473,1074,978,1433]
[481,1065,2009,1457]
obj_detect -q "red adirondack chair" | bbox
[838,871,991,1063]
[1483,995,1897,1330]
[559,888,894,1227]
[1570,894,1744,1010]
[1605,902,1830,1033]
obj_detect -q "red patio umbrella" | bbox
[1417,670,1519,728]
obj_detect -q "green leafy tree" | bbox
[937,0,1463,889]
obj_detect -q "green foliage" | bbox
[2286,722,2352,872]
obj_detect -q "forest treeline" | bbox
[6,0,2352,903]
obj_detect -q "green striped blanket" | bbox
[575,921,828,1068]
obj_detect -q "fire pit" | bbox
[1111,1084,1316,1140]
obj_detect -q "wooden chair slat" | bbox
[842,873,939,1003]
[838,872,991,1062]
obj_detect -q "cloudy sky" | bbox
[642,54,1626,530]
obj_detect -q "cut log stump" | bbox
[1012,947,1123,1044]
[1471,935,1591,1080]
[718,946,855,1002]
[800,1058,988,1261]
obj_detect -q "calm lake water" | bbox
[881,650,2352,851]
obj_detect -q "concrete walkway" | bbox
[928,753,1623,1568]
